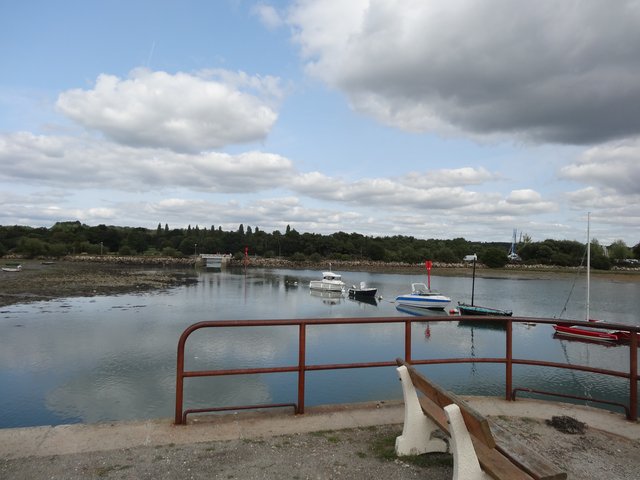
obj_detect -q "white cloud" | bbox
[288,0,640,145]
[56,69,280,152]
[251,3,284,30]
[291,169,505,210]
[0,132,295,193]
[560,141,640,195]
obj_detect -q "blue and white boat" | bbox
[395,283,451,311]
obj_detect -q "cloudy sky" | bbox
[1,0,639,245]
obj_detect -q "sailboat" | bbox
[457,256,512,316]
[553,213,619,342]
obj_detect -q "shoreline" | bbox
[1,256,639,308]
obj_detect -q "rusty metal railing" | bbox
[175,316,639,425]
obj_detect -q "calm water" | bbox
[1,267,639,428]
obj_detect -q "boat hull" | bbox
[348,288,377,297]
[309,280,344,292]
[457,303,512,317]
[395,294,451,311]
[553,325,619,342]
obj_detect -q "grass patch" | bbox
[309,430,341,443]
[241,438,266,445]
[95,464,132,477]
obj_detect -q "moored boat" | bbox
[1,264,22,272]
[395,283,451,311]
[309,269,346,292]
[458,254,512,316]
[553,323,620,342]
[553,213,618,343]
[458,303,512,316]
[348,282,377,298]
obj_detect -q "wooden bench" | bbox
[395,359,566,480]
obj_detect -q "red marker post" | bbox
[425,260,432,290]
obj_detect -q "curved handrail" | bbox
[175,316,638,424]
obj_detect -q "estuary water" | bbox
[1,267,639,428]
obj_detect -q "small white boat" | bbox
[309,270,346,292]
[395,283,451,311]
[2,264,22,272]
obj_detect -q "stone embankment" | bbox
[64,254,197,266]
[10,254,640,273]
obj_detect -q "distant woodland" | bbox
[1,221,638,269]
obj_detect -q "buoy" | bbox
[449,308,459,315]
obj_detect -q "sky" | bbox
[1,0,639,246]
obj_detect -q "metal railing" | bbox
[175,316,638,425]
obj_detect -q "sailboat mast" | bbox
[471,258,476,306]
[586,212,591,322]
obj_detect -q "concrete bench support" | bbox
[395,365,447,455]
[445,403,492,480]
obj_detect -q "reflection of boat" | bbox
[457,317,507,330]
[395,283,451,311]
[2,264,22,272]
[458,256,512,316]
[348,294,378,306]
[348,282,377,298]
[395,304,449,317]
[309,269,346,292]
[309,289,343,305]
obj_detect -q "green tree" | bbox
[608,240,631,261]
[481,248,508,268]
[17,237,47,258]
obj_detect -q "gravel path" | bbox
[2,417,639,480]
[1,424,452,480]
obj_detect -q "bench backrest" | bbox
[396,358,496,448]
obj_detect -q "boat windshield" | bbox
[411,283,429,294]
[323,272,341,280]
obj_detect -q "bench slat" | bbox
[472,436,535,480]
[491,423,567,480]
[417,396,535,480]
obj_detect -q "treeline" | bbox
[1,221,638,269]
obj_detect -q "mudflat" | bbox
[0,260,197,307]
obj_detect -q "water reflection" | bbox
[309,290,344,305]
[0,267,638,428]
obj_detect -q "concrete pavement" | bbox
[1,397,638,460]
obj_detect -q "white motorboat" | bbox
[309,270,346,292]
[395,283,451,311]
[1,264,22,272]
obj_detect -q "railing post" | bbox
[297,322,306,414]
[505,319,513,400]
[630,332,638,421]
[405,320,412,363]
[175,333,187,425]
